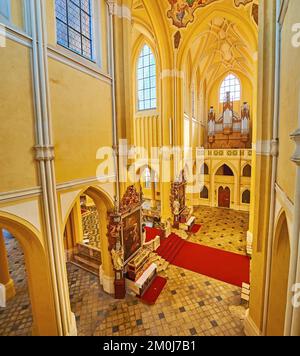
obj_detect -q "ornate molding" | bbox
[290,129,300,166]
[270,139,279,157]
[167,0,256,29]
[34,145,55,161]
[106,0,132,21]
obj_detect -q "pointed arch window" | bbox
[220,74,241,103]
[143,167,151,189]
[137,45,157,111]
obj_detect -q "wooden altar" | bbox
[107,185,158,299]
[170,170,188,228]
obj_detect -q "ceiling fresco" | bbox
[167,0,257,28]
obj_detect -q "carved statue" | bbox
[173,200,181,216]
[111,248,124,271]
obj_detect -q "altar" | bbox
[107,186,161,300]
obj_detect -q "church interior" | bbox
[0,0,300,337]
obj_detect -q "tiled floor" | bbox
[190,207,249,255]
[0,207,248,336]
[0,233,33,336]
[68,263,246,336]
[82,206,101,250]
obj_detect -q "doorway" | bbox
[218,187,231,208]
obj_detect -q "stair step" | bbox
[70,260,99,276]
[156,233,185,263]
[72,254,100,276]
[168,240,185,263]
[164,239,182,262]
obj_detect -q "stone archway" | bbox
[62,186,115,295]
[0,213,59,336]
[267,212,291,336]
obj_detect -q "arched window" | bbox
[143,167,151,189]
[200,186,209,199]
[216,164,234,176]
[201,163,209,175]
[220,74,241,103]
[242,164,252,177]
[137,45,157,111]
[242,190,251,204]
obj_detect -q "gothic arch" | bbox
[0,212,59,336]
[267,211,291,336]
[214,162,236,177]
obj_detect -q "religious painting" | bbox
[122,208,142,264]
[167,0,256,28]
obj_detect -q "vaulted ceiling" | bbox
[132,0,258,88]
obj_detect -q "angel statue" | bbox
[111,248,124,271]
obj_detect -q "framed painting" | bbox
[121,207,143,265]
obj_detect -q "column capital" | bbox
[106,0,116,15]
[290,128,300,166]
[34,145,55,161]
[270,139,279,157]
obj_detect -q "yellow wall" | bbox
[276,0,299,202]
[49,59,113,183]
[0,39,38,192]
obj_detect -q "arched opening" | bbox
[64,190,103,275]
[137,165,160,215]
[63,186,114,274]
[201,163,209,175]
[216,164,234,176]
[242,190,251,204]
[242,164,252,177]
[0,228,32,336]
[0,214,59,336]
[267,212,290,336]
[218,187,231,208]
[200,186,209,199]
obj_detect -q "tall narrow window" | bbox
[143,167,151,189]
[55,0,93,60]
[220,74,241,103]
[137,45,156,111]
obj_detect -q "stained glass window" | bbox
[55,0,93,60]
[220,74,241,103]
[137,45,157,111]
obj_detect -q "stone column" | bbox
[244,0,277,336]
[0,229,15,300]
[150,181,157,209]
[288,128,300,336]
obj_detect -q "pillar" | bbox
[0,229,15,300]
[288,129,300,336]
[244,0,277,336]
[150,181,157,209]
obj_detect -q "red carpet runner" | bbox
[141,276,167,305]
[156,233,185,263]
[144,227,164,243]
[156,234,250,288]
[190,224,202,234]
